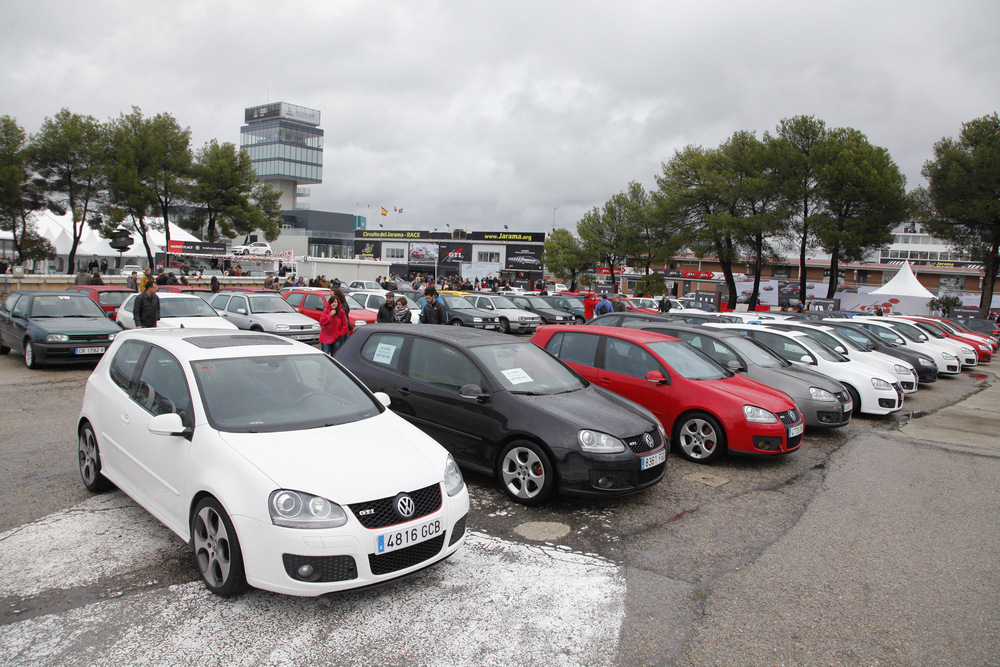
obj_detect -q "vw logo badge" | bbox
[644,433,654,448]
[395,494,415,519]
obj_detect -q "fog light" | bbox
[596,476,613,489]
[297,564,315,579]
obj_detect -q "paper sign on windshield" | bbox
[501,368,532,385]
[373,343,397,365]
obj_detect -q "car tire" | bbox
[191,497,249,597]
[450,319,464,326]
[0,339,9,354]
[843,383,861,416]
[673,411,725,463]
[264,250,271,256]
[497,318,510,334]
[497,440,556,506]
[24,340,38,369]
[575,316,585,325]
[249,325,264,332]
[78,422,113,493]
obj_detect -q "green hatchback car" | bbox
[0,290,120,368]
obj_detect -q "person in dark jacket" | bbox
[420,287,449,324]
[134,283,160,328]
[658,293,672,313]
[376,293,397,323]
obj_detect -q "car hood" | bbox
[31,316,119,335]
[764,363,845,393]
[159,317,240,329]
[218,410,448,505]
[710,374,797,411]
[511,385,658,437]
[250,312,319,326]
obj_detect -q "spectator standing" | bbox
[319,294,349,356]
[376,293,397,323]
[393,297,413,323]
[126,271,139,292]
[100,258,108,275]
[612,295,627,312]
[211,276,221,293]
[263,274,275,289]
[134,283,160,328]
[420,287,449,324]
[584,293,599,319]
[658,294,671,313]
[594,294,614,316]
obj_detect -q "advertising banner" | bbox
[166,240,228,255]
[354,240,381,259]
[408,241,438,265]
[505,244,543,270]
[438,242,471,265]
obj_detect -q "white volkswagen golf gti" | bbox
[77,328,468,597]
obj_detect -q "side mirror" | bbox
[148,413,188,437]
[373,391,391,407]
[644,370,669,384]
[835,346,847,355]
[726,360,744,372]
[800,355,815,365]
[865,341,877,351]
[459,384,490,402]
[237,308,247,315]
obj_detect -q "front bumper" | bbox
[555,429,667,498]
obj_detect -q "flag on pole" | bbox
[398,207,403,214]
[381,207,388,216]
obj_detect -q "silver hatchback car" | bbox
[209,290,320,343]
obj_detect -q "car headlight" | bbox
[518,316,528,321]
[108,332,116,341]
[871,378,893,391]
[354,320,366,327]
[46,333,69,343]
[942,352,956,360]
[275,324,290,331]
[578,430,626,453]
[918,358,935,367]
[444,455,464,497]
[473,317,483,322]
[961,346,974,354]
[893,364,910,375]
[978,344,990,352]
[555,316,565,321]
[310,323,320,330]
[808,387,836,401]
[743,405,777,423]
[268,490,347,528]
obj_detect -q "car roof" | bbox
[112,328,319,360]
[127,292,208,300]
[351,322,527,347]
[66,285,134,292]
[541,324,679,344]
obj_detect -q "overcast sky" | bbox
[3,0,998,234]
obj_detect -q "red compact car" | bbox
[530,325,804,463]
[282,288,376,329]
[64,286,135,321]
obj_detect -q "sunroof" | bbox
[184,334,293,349]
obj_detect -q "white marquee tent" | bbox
[841,262,933,315]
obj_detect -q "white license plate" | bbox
[844,401,853,413]
[376,518,443,554]
[484,324,496,329]
[789,423,804,438]
[75,347,106,355]
[291,334,314,340]
[641,449,666,470]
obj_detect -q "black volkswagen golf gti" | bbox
[336,325,667,505]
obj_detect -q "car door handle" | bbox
[398,386,410,396]
[598,378,612,386]
[121,414,129,426]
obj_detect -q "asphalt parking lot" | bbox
[0,351,997,665]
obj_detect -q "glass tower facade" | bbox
[240,103,324,210]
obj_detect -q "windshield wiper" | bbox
[510,390,545,396]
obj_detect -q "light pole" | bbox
[552,207,560,232]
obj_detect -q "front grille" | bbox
[817,410,846,425]
[753,436,782,451]
[282,554,358,583]
[776,409,800,426]
[369,534,446,575]
[449,514,467,546]
[67,333,114,343]
[787,433,803,450]
[835,390,850,403]
[349,484,442,529]
[625,429,662,454]
[638,462,665,485]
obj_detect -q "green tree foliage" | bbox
[774,115,828,303]
[144,113,193,263]
[0,115,46,263]
[812,128,910,297]
[185,140,281,243]
[921,113,1000,316]
[31,109,106,272]
[542,227,597,290]
[577,188,640,285]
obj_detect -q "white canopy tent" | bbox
[841,262,933,315]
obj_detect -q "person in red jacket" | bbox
[319,295,349,356]
[583,292,599,320]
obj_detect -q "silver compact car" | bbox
[209,290,320,343]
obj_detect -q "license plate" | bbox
[291,334,314,340]
[484,325,496,329]
[376,518,442,554]
[641,449,666,470]
[75,347,106,355]
[789,423,804,438]
[844,401,853,413]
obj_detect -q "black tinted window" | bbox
[109,341,146,393]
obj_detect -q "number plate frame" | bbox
[641,449,666,470]
[376,517,443,554]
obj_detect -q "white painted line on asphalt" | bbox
[1,496,625,666]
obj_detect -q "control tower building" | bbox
[240,102,323,211]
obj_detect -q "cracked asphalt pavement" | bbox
[1,353,997,665]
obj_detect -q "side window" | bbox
[285,293,304,308]
[210,294,229,310]
[303,293,326,310]
[135,346,192,421]
[369,295,386,309]
[408,338,484,393]
[604,339,660,378]
[3,293,20,313]
[227,296,247,314]
[361,333,406,371]
[109,340,147,392]
[7,294,24,317]
[548,332,599,367]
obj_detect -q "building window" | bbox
[478,251,500,263]
[385,247,404,259]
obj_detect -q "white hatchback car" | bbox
[77,329,469,596]
[116,292,239,330]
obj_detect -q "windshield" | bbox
[160,298,221,318]
[469,342,585,395]
[910,320,947,339]
[829,325,877,349]
[632,298,658,309]
[440,294,475,310]
[30,295,106,318]
[559,297,585,308]
[521,296,550,308]
[727,335,789,368]
[192,354,380,433]
[97,292,132,307]
[887,320,929,342]
[646,340,730,380]
[346,294,367,310]
[248,295,297,314]
[797,336,848,362]
[489,296,518,309]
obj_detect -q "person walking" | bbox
[658,293,672,313]
[393,297,413,323]
[210,276,221,293]
[376,293,397,323]
[584,293,599,319]
[420,287,449,324]
[594,294,615,317]
[126,271,139,292]
[319,294,349,356]
[133,282,160,328]
[611,295,626,312]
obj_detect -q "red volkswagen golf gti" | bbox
[530,326,804,463]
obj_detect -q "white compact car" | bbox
[230,241,272,256]
[117,292,239,330]
[77,329,469,596]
